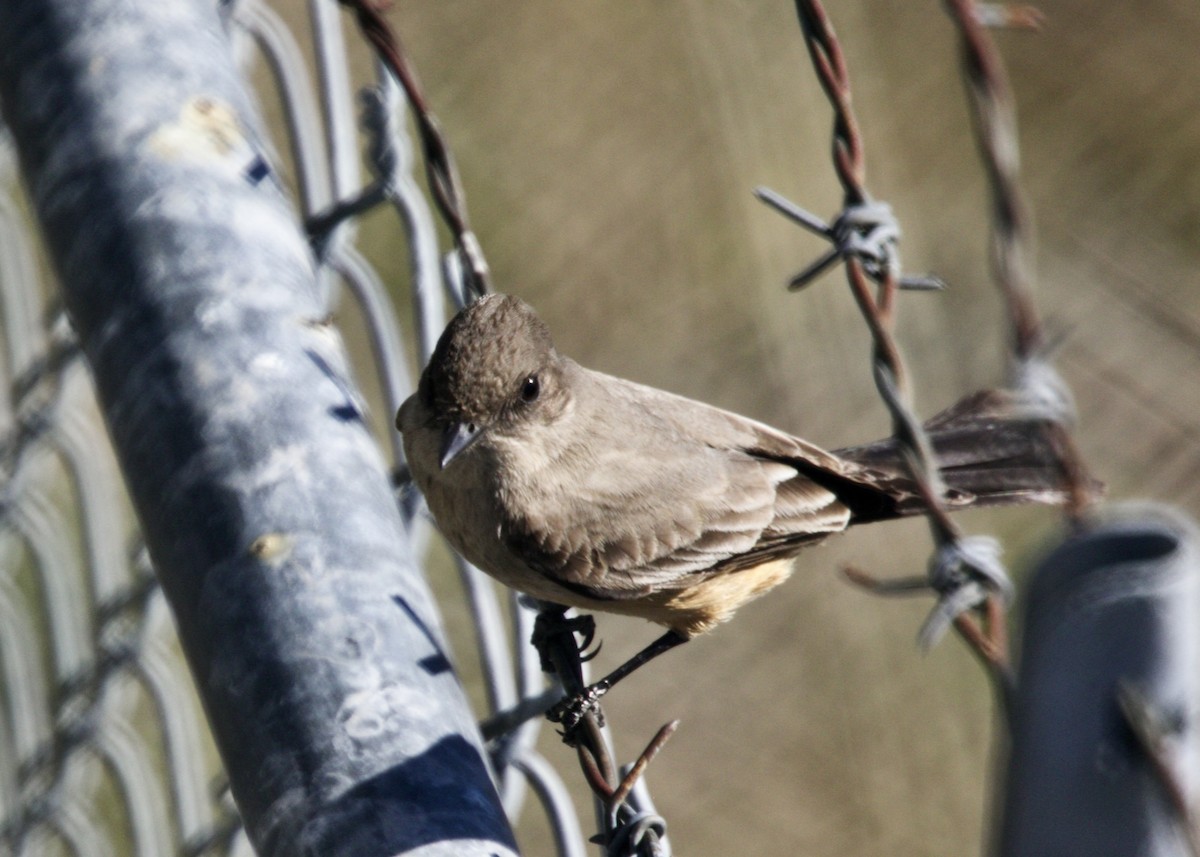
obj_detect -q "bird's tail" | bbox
[831,389,1087,523]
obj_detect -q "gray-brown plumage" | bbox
[397,294,1068,649]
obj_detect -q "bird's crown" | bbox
[421,293,556,424]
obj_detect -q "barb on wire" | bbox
[941,0,1095,521]
[919,535,1010,648]
[531,604,675,857]
[754,187,945,292]
[335,0,492,300]
[972,3,1045,31]
[769,0,1013,671]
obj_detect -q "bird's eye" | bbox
[521,374,540,403]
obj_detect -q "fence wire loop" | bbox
[303,82,413,256]
[920,536,1010,648]
[604,810,669,857]
[361,84,400,187]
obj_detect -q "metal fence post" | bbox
[0,0,519,854]
[1000,504,1200,856]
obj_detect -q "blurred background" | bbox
[354,2,1200,854]
[4,0,1199,854]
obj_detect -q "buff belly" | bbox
[506,557,799,639]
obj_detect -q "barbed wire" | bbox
[940,3,1195,843]
[312,0,493,301]
[531,604,675,857]
[757,0,1021,678]
[941,0,1096,521]
[0,311,80,485]
[760,0,1100,690]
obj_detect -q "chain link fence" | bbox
[0,0,585,853]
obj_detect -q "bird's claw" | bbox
[546,680,612,734]
[532,611,599,673]
[531,608,612,737]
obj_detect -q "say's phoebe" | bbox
[397,294,1068,710]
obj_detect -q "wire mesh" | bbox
[1,123,242,852]
[0,1,586,853]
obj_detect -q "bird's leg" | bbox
[531,607,599,678]
[545,629,689,732]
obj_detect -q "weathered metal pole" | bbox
[1000,505,1200,856]
[0,1,518,854]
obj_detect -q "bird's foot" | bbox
[530,607,610,738]
[546,679,612,733]
[531,610,601,673]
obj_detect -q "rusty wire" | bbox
[759,0,1018,676]
[941,1,1185,842]
[942,0,1096,521]
[533,605,676,857]
[1118,681,1200,856]
[317,0,492,299]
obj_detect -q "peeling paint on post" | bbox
[0,1,519,854]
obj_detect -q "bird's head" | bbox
[403,294,571,469]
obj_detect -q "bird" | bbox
[396,293,1069,720]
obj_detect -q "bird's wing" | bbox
[502,372,855,601]
[622,376,931,518]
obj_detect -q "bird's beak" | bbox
[439,420,481,469]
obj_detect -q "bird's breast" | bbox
[404,423,578,605]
